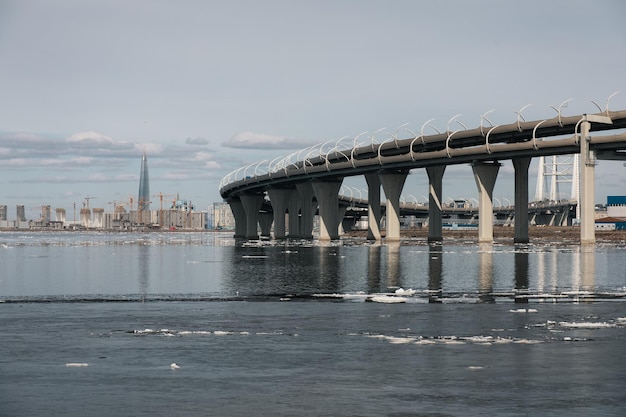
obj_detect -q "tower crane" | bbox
[83,196,96,209]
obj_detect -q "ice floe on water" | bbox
[130,328,292,337]
[509,308,538,313]
[394,288,416,296]
[131,328,252,337]
[65,363,89,367]
[535,317,626,330]
[558,321,615,329]
[368,295,408,303]
[364,334,543,346]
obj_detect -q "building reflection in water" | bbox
[478,243,494,303]
[428,243,443,303]
[514,246,529,304]
[138,243,150,301]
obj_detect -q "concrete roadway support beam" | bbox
[364,172,382,241]
[426,166,446,242]
[296,182,316,239]
[472,162,500,244]
[312,179,343,241]
[258,212,273,238]
[580,121,595,245]
[512,157,531,244]
[239,193,265,239]
[267,188,292,239]
[380,171,409,242]
[228,199,246,238]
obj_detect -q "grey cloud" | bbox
[223,132,312,150]
[185,137,209,145]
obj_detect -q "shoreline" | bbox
[2,226,625,244]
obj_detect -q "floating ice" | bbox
[170,363,180,369]
[368,295,408,303]
[394,288,416,296]
[509,308,538,313]
[558,321,614,329]
[65,363,89,367]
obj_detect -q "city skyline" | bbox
[1,1,625,214]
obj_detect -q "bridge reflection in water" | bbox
[222,241,611,302]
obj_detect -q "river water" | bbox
[1,231,625,416]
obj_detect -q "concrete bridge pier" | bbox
[426,166,446,242]
[472,162,500,243]
[364,172,382,240]
[259,212,273,238]
[380,170,409,241]
[267,188,292,239]
[580,120,595,244]
[228,199,247,238]
[312,179,343,241]
[287,197,300,237]
[512,157,531,243]
[296,182,316,239]
[338,205,348,235]
[239,193,265,239]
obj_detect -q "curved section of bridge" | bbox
[220,108,626,244]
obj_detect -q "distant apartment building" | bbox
[16,205,26,222]
[0,205,7,221]
[209,202,235,230]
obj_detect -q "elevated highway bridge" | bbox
[220,107,626,244]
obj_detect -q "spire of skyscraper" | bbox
[138,150,150,211]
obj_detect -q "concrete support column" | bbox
[258,212,273,238]
[240,193,264,239]
[512,157,531,244]
[267,188,292,239]
[228,199,246,238]
[312,179,343,241]
[287,197,300,238]
[338,205,348,236]
[580,121,595,244]
[296,182,315,239]
[380,171,409,241]
[364,172,382,241]
[472,162,500,243]
[426,166,446,242]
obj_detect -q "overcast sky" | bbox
[1,0,625,218]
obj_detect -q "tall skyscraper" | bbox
[138,150,150,211]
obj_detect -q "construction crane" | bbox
[83,196,96,209]
[152,192,175,228]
